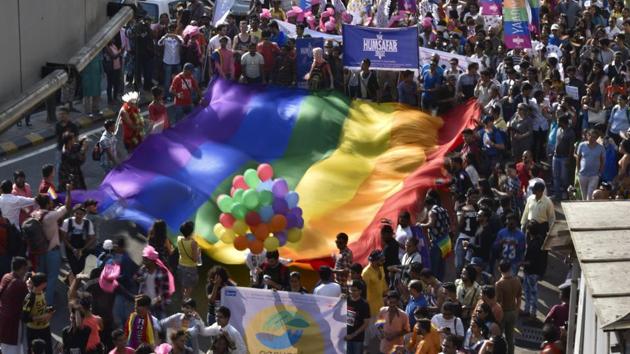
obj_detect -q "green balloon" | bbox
[233,189,244,203]
[243,189,260,209]
[244,169,261,188]
[217,195,234,213]
[259,190,273,206]
[231,203,247,220]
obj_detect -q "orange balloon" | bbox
[249,239,264,254]
[233,235,248,251]
[253,223,270,241]
[269,214,287,232]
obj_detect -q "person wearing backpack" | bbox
[608,94,630,145]
[28,184,72,306]
[61,205,96,276]
[0,211,22,278]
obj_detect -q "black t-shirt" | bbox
[55,121,79,150]
[347,297,370,342]
[62,326,91,354]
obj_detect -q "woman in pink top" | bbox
[109,329,134,354]
[377,291,411,353]
[79,296,103,353]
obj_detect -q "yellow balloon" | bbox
[287,228,302,243]
[263,236,280,251]
[213,223,225,238]
[220,229,236,244]
[233,220,248,236]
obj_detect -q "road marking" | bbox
[25,132,45,145]
[0,125,104,168]
[0,141,17,154]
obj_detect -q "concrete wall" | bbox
[0,0,111,105]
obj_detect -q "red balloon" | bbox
[257,163,274,181]
[234,236,248,251]
[249,239,264,254]
[245,211,262,227]
[233,175,248,190]
[253,223,270,241]
[219,213,235,228]
[269,214,288,232]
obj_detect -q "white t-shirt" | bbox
[60,217,95,239]
[395,225,412,260]
[313,282,342,297]
[466,165,480,187]
[241,52,264,79]
[158,35,183,65]
[145,271,157,301]
[431,313,465,337]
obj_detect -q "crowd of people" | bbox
[4,0,630,352]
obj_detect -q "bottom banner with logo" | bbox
[221,286,347,353]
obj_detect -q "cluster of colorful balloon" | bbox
[213,164,304,254]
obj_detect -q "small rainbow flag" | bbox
[47,187,58,200]
[73,80,479,266]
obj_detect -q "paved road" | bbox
[0,114,568,353]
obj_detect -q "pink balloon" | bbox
[257,163,274,181]
[219,213,235,228]
[233,175,248,190]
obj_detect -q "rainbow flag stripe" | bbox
[83,80,479,266]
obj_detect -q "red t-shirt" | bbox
[148,102,170,130]
[516,162,530,192]
[171,73,199,106]
[257,41,280,74]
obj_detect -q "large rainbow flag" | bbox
[84,80,479,266]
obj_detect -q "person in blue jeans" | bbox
[157,23,183,101]
[552,115,576,200]
[32,184,72,306]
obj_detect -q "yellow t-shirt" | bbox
[177,236,197,267]
[361,264,386,317]
[23,292,48,329]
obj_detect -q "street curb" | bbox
[0,108,117,158]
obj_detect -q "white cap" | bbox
[551,24,560,30]
[103,239,114,251]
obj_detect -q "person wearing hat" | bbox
[136,245,176,319]
[119,91,144,152]
[61,204,96,275]
[313,265,342,297]
[98,119,119,173]
[170,63,202,122]
[521,181,555,234]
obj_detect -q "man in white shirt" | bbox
[241,42,265,83]
[431,302,465,342]
[313,266,342,297]
[196,306,246,354]
[209,24,233,55]
[99,119,118,173]
[158,23,183,100]
[0,180,35,227]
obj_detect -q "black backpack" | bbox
[21,212,49,256]
[0,218,23,257]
